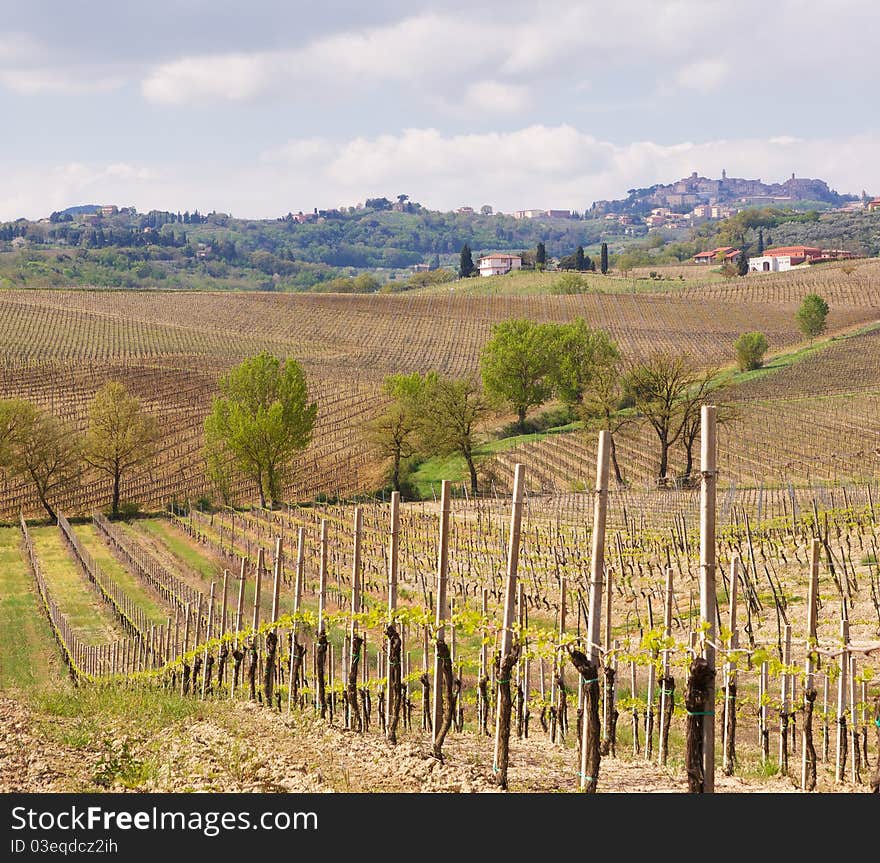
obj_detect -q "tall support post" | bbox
[722,554,739,775]
[658,566,675,765]
[386,491,400,737]
[201,581,215,700]
[287,526,305,715]
[432,481,452,743]
[553,576,567,745]
[699,405,717,792]
[270,537,282,625]
[347,507,363,731]
[480,587,489,734]
[835,618,850,783]
[493,464,525,788]
[317,520,328,636]
[802,538,821,790]
[580,430,610,792]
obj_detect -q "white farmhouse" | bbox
[478,253,522,277]
[748,255,793,272]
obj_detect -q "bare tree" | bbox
[625,354,717,484]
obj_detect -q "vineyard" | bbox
[3,432,879,792]
[1,264,879,795]
[1,262,879,517]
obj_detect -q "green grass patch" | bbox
[75,524,169,626]
[30,526,124,645]
[132,519,224,585]
[0,527,60,690]
[408,422,584,497]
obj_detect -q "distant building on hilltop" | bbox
[749,245,857,272]
[513,209,545,220]
[868,198,880,212]
[478,253,522,276]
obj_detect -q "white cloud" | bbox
[0,67,124,95]
[675,59,729,93]
[462,81,531,114]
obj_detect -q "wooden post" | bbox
[760,660,770,764]
[270,537,282,625]
[317,520,328,637]
[722,554,739,775]
[252,548,263,632]
[493,464,525,788]
[432,481,452,745]
[836,618,849,783]
[180,601,191,696]
[553,576,566,745]
[480,587,489,735]
[287,526,305,715]
[231,559,246,699]
[602,565,616,758]
[659,566,675,766]
[201,581,215,700]
[802,538,820,790]
[348,507,363,732]
[386,491,400,736]
[779,622,792,774]
[698,405,717,792]
[579,430,610,792]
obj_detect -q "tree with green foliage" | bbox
[204,353,317,508]
[367,373,425,494]
[459,244,475,278]
[83,382,160,518]
[575,246,586,271]
[756,228,765,255]
[736,252,749,276]
[734,332,769,371]
[600,242,609,274]
[549,319,619,408]
[417,375,492,496]
[480,319,556,433]
[535,241,546,270]
[796,294,829,343]
[3,403,81,522]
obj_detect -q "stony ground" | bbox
[2,693,872,794]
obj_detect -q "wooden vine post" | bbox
[385,491,400,740]
[247,548,263,702]
[493,464,525,789]
[601,566,616,757]
[779,623,792,774]
[316,519,328,715]
[552,576,567,744]
[348,507,363,731]
[201,580,215,700]
[722,554,739,775]
[287,527,305,714]
[688,404,716,793]
[432,481,455,759]
[263,537,283,708]
[479,587,490,736]
[836,617,849,783]
[801,538,820,791]
[658,565,675,766]
[578,430,610,793]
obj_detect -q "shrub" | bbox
[549,272,587,294]
[734,331,769,371]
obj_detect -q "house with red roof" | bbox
[693,246,741,264]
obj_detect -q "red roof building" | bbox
[693,246,741,263]
[763,245,823,259]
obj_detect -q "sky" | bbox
[2,0,878,220]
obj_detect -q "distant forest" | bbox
[1,198,877,291]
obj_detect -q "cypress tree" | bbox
[757,229,764,255]
[600,242,609,274]
[575,245,585,271]
[737,252,749,276]
[536,241,546,269]
[459,243,475,278]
